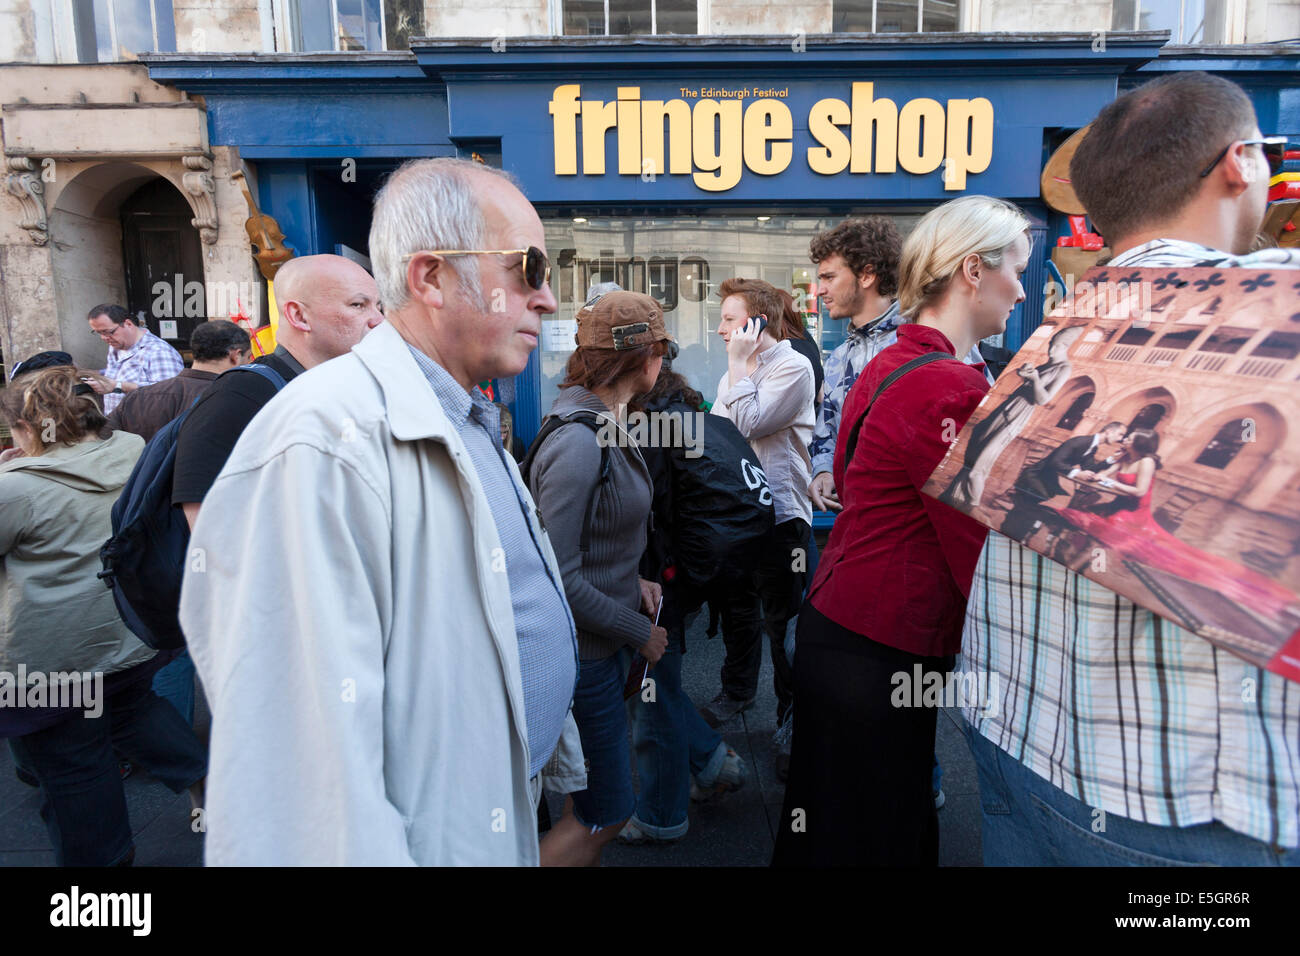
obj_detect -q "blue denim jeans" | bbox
[151,649,196,725]
[964,720,1300,866]
[628,639,725,839]
[570,653,637,830]
[9,676,208,866]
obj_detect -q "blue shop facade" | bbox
[144,35,1300,458]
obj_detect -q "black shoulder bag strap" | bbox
[843,351,960,463]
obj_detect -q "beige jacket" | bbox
[181,321,583,866]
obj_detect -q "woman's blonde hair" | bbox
[897,196,1031,319]
[0,366,108,449]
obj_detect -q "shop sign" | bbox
[548,82,993,192]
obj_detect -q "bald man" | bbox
[172,254,383,528]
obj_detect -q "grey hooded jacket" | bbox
[0,431,154,677]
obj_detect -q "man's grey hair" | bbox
[369,158,523,313]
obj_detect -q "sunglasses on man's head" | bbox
[1199,136,1289,179]
[401,247,552,290]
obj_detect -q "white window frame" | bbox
[276,0,390,52]
[832,1,964,33]
[553,0,704,36]
[1116,0,1232,44]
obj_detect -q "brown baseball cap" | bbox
[575,291,673,351]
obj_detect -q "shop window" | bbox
[538,213,924,418]
[563,0,698,35]
[680,257,709,303]
[833,0,961,32]
[1128,403,1167,433]
[1117,326,1155,346]
[1112,0,1226,43]
[1251,332,1300,361]
[288,0,420,51]
[72,0,176,61]
[1056,392,1094,431]
[1197,326,1253,355]
[1195,419,1249,470]
[648,256,679,312]
[1154,327,1203,350]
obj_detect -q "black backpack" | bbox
[648,400,776,587]
[98,363,287,649]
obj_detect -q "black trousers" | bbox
[772,604,952,867]
[717,518,806,722]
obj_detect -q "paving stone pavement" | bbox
[1,612,984,867]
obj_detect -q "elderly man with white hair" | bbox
[180,159,583,866]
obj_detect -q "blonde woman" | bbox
[774,196,1030,867]
[0,367,207,866]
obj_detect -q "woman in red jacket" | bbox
[773,196,1031,867]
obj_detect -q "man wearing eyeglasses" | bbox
[84,304,184,415]
[960,71,1300,867]
[180,158,584,866]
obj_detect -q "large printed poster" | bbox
[922,266,1300,682]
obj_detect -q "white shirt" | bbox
[713,338,815,526]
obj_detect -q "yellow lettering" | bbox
[549,84,582,175]
[617,87,642,176]
[582,98,618,175]
[692,99,743,192]
[642,99,693,176]
[807,97,851,175]
[898,97,945,174]
[743,100,793,175]
[943,97,994,190]
[850,82,897,174]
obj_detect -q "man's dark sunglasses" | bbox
[401,246,552,290]
[1198,136,1289,179]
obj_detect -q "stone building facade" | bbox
[0,0,1297,377]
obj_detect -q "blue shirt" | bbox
[407,346,578,777]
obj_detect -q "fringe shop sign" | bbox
[548,82,994,192]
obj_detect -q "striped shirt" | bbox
[102,328,184,415]
[960,240,1300,849]
[407,346,579,778]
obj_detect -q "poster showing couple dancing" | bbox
[924,265,1300,683]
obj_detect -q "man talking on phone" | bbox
[709,278,814,778]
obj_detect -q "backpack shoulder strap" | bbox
[844,351,959,463]
[232,362,289,391]
[521,412,610,554]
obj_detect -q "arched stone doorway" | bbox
[46,161,206,369]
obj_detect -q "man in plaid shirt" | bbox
[85,304,185,415]
[961,72,1299,865]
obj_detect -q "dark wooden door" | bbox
[121,178,205,352]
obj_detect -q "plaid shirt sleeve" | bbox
[809,338,853,478]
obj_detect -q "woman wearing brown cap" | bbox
[525,290,672,866]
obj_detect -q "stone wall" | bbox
[1246,0,1300,41]
[421,0,549,36]
[710,0,832,35]
[174,0,265,53]
[0,64,263,377]
[0,0,37,62]
[981,0,1110,32]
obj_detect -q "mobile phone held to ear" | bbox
[747,316,768,336]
